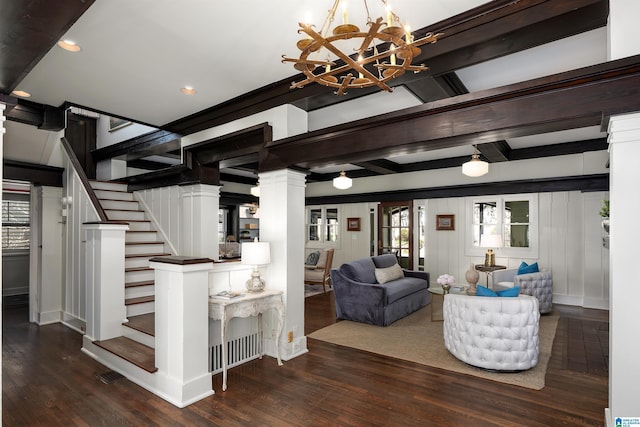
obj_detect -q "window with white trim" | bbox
[2,198,30,250]
[306,206,339,244]
[466,194,538,259]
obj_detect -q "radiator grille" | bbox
[210,332,260,373]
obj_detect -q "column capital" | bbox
[608,112,640,145]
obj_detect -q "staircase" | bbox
[88,180,169,371]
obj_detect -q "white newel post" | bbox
[149,256,214,407]
[180,184,220,259]
[258,169,308,360]
[83,222,128,341]
[607,113,640,424]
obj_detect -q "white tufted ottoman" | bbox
[443,293,540,371]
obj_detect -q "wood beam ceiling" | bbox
[261,55,639,173]
[163,0,608,136]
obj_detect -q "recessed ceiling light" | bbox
[11,90,31,98]
[180,86,197,95]
[57,39,81,52]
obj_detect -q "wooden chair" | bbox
[304,248,334,293]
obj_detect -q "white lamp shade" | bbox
[241,240,270,265]
[250,185,260,197]
[462,156,489,177]
[333,171,352,189]
[480,233,503,248]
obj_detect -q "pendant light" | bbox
[333,170,352,189]
[462,145,489,177]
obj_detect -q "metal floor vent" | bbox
[98,371,125,384]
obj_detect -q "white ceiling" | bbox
[4,0,610,174]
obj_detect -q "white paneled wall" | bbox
[322,191,609,309]
[62,156,100,326]
[135,185,182,255]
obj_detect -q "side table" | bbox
[209,289,284,391]
[428,286,468,321]
[474,265,507,288]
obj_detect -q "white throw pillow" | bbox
[375,263,404,284]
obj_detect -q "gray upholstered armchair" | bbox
[492,268,553,313]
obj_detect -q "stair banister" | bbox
[60,137,108,222]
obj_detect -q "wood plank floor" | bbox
[2,294,609,426]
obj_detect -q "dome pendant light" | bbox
[462,145,489,177]
[333,169,353,190]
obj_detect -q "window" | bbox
[2,198,30,250]
[306,206,339,244]
[466,194,538,258]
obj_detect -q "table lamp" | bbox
[241,238,271,292]
[480,234,503,266]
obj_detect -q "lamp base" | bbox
[246,270,265,293]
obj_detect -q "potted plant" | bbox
[600,199,609,234]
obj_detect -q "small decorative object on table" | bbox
[465,262,479,295]
[437,274,456,294]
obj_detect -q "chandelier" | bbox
[282,0,442,95]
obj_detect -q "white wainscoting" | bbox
[62,157,100,328]
[135,185,182,255]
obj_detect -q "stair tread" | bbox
[125,313,155,337]
[125,280,154,288]
[93,336,157,373]
[125,295,155,305]
[125,253,171,259]
[125,241,164,245]
[125,267,153,273]
[126,230,157,233]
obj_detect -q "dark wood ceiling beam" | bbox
[306,174,609,205]
[509,138,608,160]
[261,55,640,172]
[91,130,182,162]
[0,0,95,95]
[352,159,401,175]
[163,0,607,135]
[3,160,63,187]
[478,141,511,163]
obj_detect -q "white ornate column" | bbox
[607,112,640,424]
[149,256,214,407]
[180,184,220,259]
[258,169,308,360]
[82,222,129,341]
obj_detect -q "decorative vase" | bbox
[465,263,479,295]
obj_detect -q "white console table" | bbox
[209,289,284,391]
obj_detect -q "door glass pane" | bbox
[379,202,412,269]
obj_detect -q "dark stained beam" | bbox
[91,130,182,162]
[306,174,609,205]
[352,159,402,175]
[3,160,63,187]
[0,95,65,131]
[478,141,511,163]
[163,0,608,135]
[0,0,95,94]
[261,55,640,172]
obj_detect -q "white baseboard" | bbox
[37,309,62,325]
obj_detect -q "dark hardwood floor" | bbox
[2,294,608,426]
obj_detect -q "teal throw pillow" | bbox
[476,285,497,297]
[496,286,520,297]
[517,261,539,275]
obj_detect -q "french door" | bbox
[377,201,413,269]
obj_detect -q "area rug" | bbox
[304,284,332,298]
[308,304,559,390]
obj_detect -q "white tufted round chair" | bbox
[443,293,540,371]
